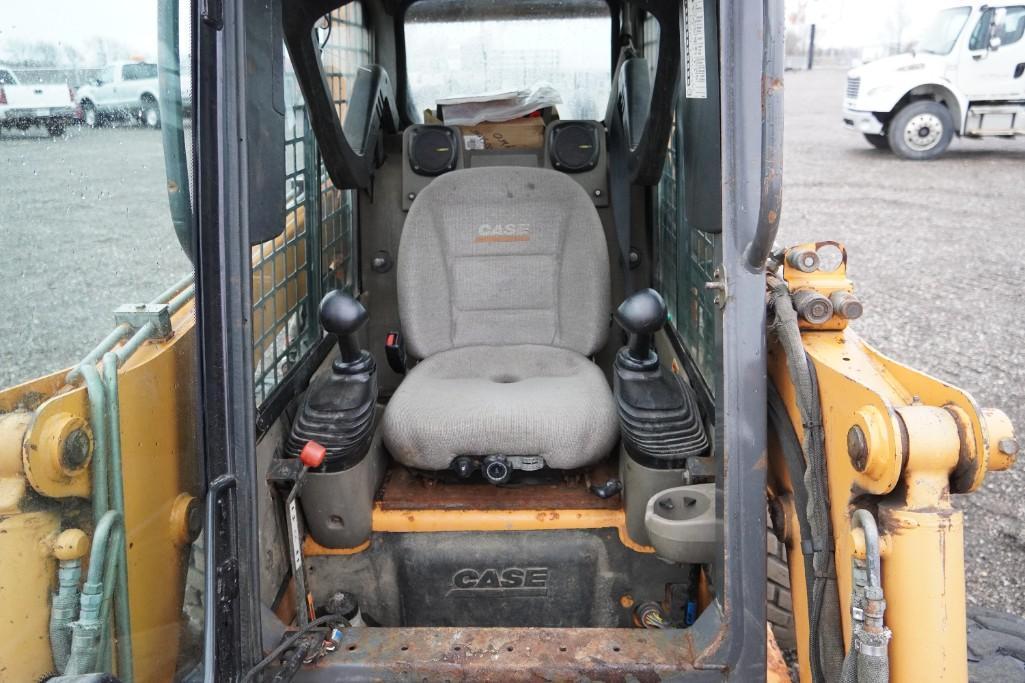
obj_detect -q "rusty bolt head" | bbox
[848,425,869,472]
[999,438,1020,457]
[60,428,92,471]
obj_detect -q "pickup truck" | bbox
[0,68,76,136]
[844,2,1025,160]
[76,61,162,128]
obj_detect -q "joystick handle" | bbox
[319,291,368,364]
[615,288,667,366]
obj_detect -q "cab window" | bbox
[404,0,611,121]
[252,2,372,409]
[123,62,158,80]
[969,7,1025,49]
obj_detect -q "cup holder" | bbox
[644,483,717,564]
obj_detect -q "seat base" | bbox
[381,345,619,471]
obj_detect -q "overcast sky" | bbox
[0,0,965,66]
[791,0,962,49]
[1,0,160,62]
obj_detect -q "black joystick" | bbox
[615,288,667,370]
[284,290,377,471]
[319,290,370,372]
[611,287,709,471]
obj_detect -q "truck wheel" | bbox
[46,121,65,137]
[863,133,890,150]
[968,607,1025,681]
[82,103,99,128]
[887,100,954,160]
[142,99,161,129]
[767,527,796,649]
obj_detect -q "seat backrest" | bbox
[398,166,611,359]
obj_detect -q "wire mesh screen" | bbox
[251,3,372,406]
[318,3,372,295]
[653,107,721,393]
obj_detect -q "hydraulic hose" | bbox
[64,511,124,677]
[49,559,83,672]
[841,509,891,683]
[101,353,134,682]
[768,276,844,682]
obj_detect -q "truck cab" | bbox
[843,2,1025,159]
[76,61,162,128]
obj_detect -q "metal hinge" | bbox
[202,0,224,29]
[704,266,728,310]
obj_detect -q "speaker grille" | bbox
[409,126,458,176]
[549,122,600,173]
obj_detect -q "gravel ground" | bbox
[1,69,1023,617]
[0,125,190,388]
[778,67,1025,617]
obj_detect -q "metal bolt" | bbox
[793,290,834,324]
[848,425,869,472]
[830,291,864,320]
[999,438,1020,457]
[593,189,602,197]
[407,192,416,201]
[60,428,92,471]
[786,249,819,273]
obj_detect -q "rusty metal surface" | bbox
[379,463,622,511]
[287,627,713,682]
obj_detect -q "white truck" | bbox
[844,3,1025,159]
[76,61,162,129]
[0,68,76,137]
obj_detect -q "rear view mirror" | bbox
[989,8,1008,51]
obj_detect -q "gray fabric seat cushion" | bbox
[382,345,618,470]
[396,166,611,359]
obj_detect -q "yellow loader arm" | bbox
[767,242,1018,683]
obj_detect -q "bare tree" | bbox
[82,36,135,66]
[885,2,914,54]
[2,40,60,67]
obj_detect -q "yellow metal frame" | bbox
[0,306,200,683]
[768,243,1016,683]
[304,504,657,556]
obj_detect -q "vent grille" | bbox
[846,77,861,99]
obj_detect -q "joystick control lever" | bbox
[319,290,369,366]
[284,290,376,472]
[614,288,668,370]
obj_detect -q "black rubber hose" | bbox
[243,614,350,683]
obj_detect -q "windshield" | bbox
[917,6,972,54]
[405,0,611,121]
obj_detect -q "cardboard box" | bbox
[457,117,546,151]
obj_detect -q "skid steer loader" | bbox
[1,0,1022,681]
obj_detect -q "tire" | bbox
[768,527,797,649]
[863,133,890,150]
[82,102,99,128]
[887,100,954,160]
[142,99,161,129]
[968,607,1025,682]
[46,121,65,137]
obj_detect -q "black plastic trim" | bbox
[283,1,398,190]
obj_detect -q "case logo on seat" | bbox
[447,567,549,596]
[475,223,532,243]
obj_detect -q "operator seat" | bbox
[381,166,619,472]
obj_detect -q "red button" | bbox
[300,440,327,468]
